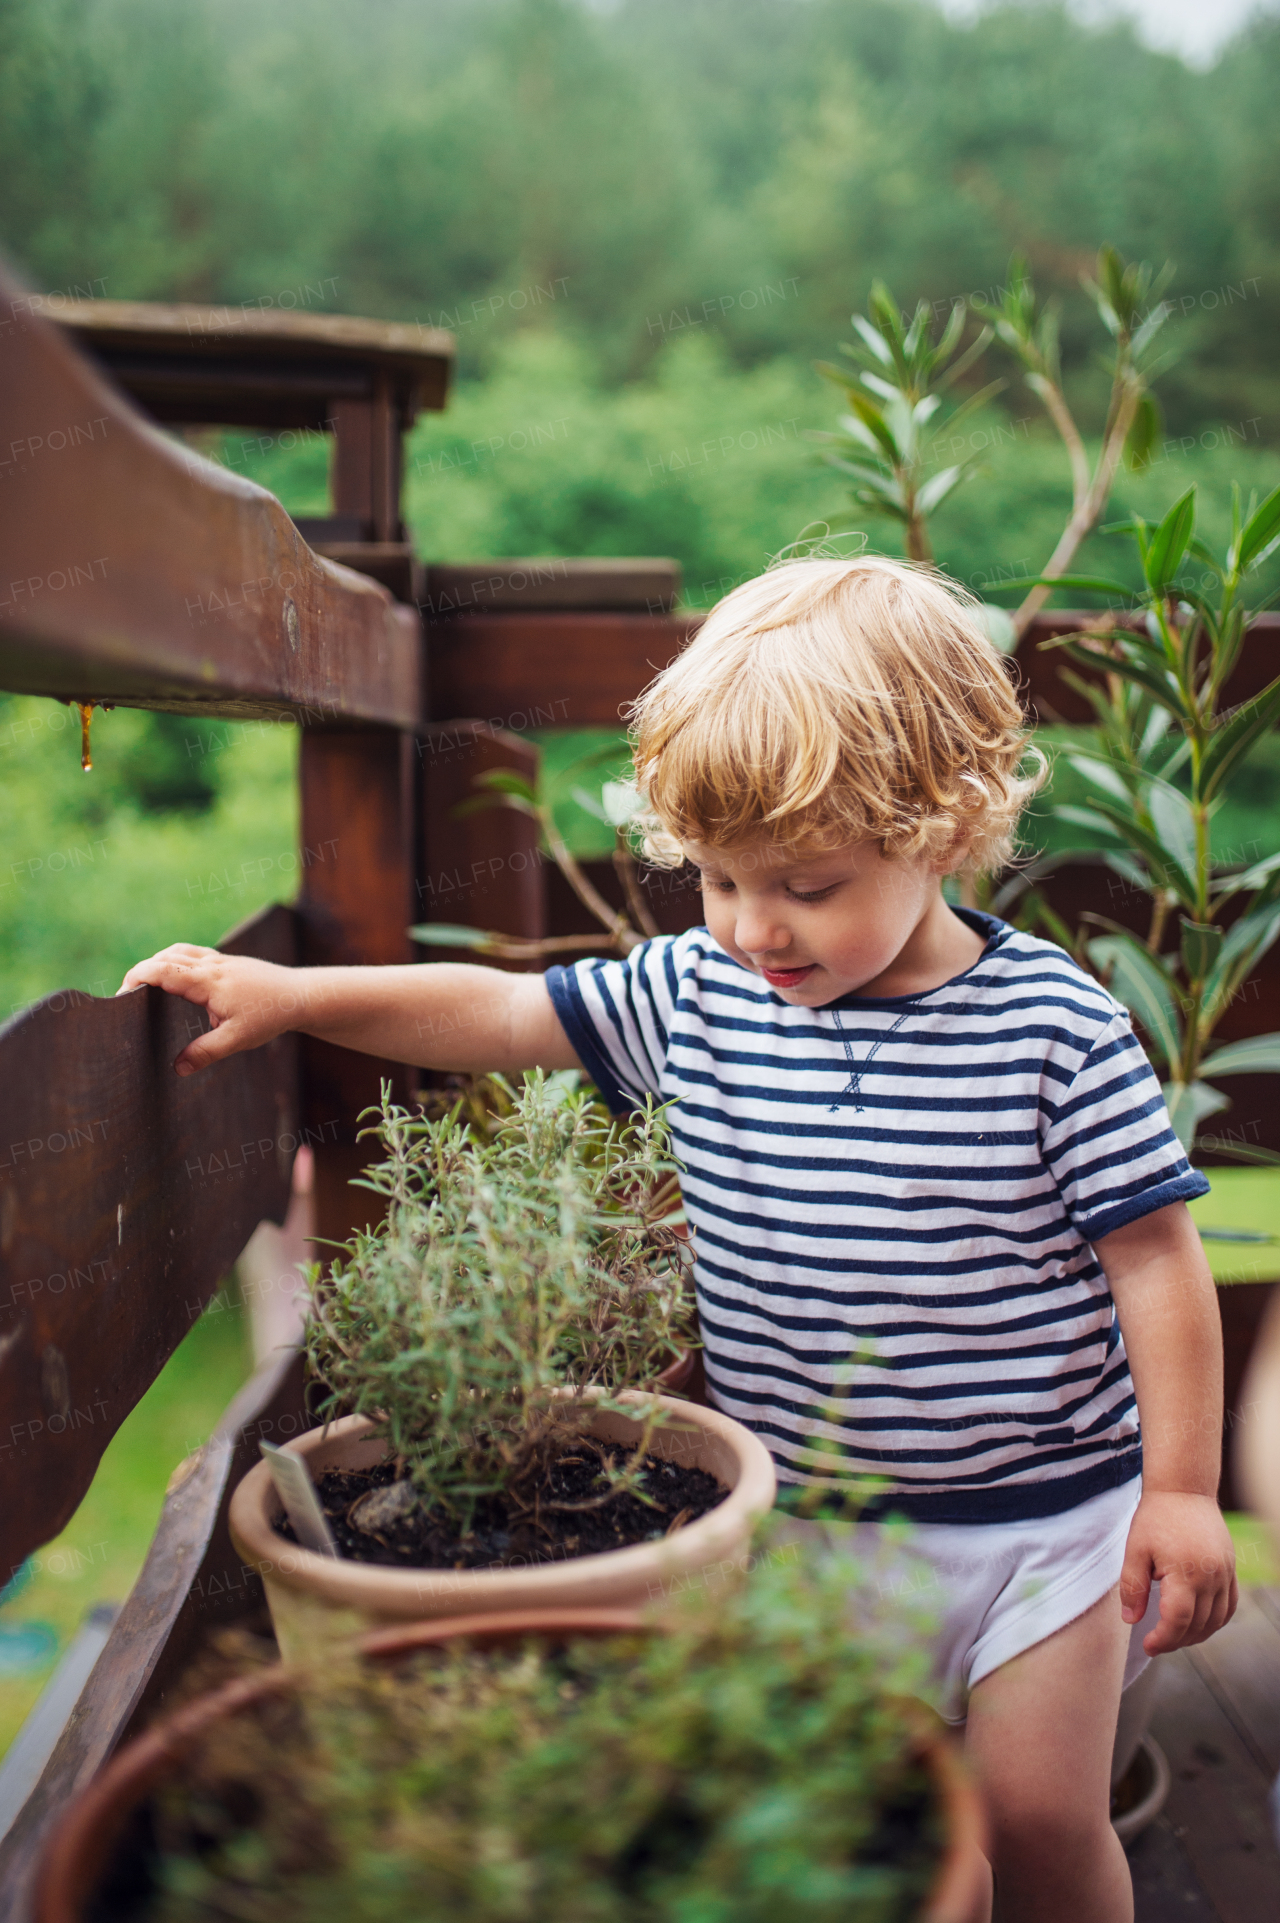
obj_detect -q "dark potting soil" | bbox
[273,1448,728,1571]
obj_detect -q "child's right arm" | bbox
[117,945,579,1079]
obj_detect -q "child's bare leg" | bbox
[963,1587,1132,1923]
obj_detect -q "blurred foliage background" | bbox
[3,0,1280,1009]
[3,0,1280,1006]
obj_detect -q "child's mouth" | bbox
[761,963,816,988]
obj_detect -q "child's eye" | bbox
[701,876,735,894]
[786,884,838,903]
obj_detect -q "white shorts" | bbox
[785,1475,1160,1724]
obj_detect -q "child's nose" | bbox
[735,905,792,957]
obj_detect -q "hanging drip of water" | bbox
[76,702,95,772]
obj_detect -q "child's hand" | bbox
[1119,1489,1238,1654]
[117,944,300,1076]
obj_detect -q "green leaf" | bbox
[409,923,503,951]
[1084,797,1197,905]
[1013,574,1138,597]
[833,414,885,457]
[1048,803,1128,845]
[1232,482,1280,576]
[1053,640,1190,720]
[1147,781,1197,883]
[1087,934,1182,1066]
[1143,486,1197,593]
[1202,901,1280,1017]
[934,297,967,364]
[916,465,967,514]
[1063,752,1131,804]
[850,313,895,367]
[1199,676,1280,801]
[1131,302,1171,359]
[859,371,902,404]
[933,376,1006,435]
[1179,919,1223,983]
[1199,1033,1280,1078]
[1232,850,1280,896]
[1190,1136,1280,1168]
[569,784,610,823]
[844,391,900,460]
[452,792,538,821]
[473,768,540,802]
[1163,1080,1229,1152]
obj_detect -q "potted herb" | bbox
[38,1538,989,1923]
[229,1074,775,1653]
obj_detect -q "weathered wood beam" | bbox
[421,558,680,617]
[0,268,422,724]
[426,607,1280,733]
[0,904,301,1590]
[426,611,698,728]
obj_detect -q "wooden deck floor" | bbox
[1130,1586,1280,1921]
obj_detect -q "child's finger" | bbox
[1118,1548,1151,1625]
[118,946,218,999]
[1202,1582,1233,1641]
[1143,1572,1197,1654]
[1184,1565,1238,1646]
[173,1020,245,1078]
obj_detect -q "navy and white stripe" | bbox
[547,911,1209,1524]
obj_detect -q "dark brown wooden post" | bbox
[329,375,402,544]
[419,722,545,965]
[298,728,418,1247]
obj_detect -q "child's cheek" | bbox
[820,904,900,978]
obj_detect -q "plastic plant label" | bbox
[260,1442,340,1558]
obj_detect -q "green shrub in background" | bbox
[4,329,1280,1021]
[0,697,297,1018]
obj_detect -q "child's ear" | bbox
[932,826,974,877]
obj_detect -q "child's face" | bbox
[685,832,948,1005]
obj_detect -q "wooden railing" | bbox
[0,273,694,1908]
[2,263,1278,1909]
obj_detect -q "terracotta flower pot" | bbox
[228,1392,777,1658]
[36,1610,990,1923]
[655,1344,696,1394]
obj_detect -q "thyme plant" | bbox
[150,1534,939,1923]
[303,1073,693,1526]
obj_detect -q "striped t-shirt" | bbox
[546,911,1209,1524]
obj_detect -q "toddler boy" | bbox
[122,557,1237,1922]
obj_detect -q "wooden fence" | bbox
[0,266,1277,1910]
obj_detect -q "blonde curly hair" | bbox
[630,555,1042,874]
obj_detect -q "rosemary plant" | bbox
[303,1073,693,1525]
